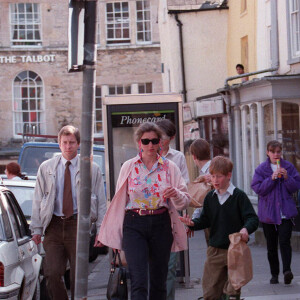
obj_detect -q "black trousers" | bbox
[122,210,173,300]
[262,219,293,276]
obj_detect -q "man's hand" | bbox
[203,174,211,184]
[239,228,249,242]
[178,214,195,227]
[32,234,42,245]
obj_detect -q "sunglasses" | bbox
[141,138,160,145]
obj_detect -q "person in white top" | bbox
[190,139,211,220]
[156,119,189,300]
[5,162,24,180]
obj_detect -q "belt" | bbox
[54,214,78,220]
[127,207,168,216]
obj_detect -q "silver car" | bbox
[0,184,41,299]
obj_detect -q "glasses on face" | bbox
[141,138,160,145]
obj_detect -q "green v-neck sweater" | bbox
[191,188,259,249]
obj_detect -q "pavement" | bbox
[87,230,300,300]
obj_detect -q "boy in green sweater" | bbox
[180,156,258,300]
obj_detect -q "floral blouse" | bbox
[126,155,171,210]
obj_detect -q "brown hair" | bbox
[267,140,282,152]
[190,138,210,161]
[156,119,176,138]
[6,162,22,177]
[134,122,163,142]
[209,156,233,175]
[58,125,80,144]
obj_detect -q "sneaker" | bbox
[270,275,279,284]
[284,271,293,284]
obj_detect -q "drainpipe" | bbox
[174,14,187,103]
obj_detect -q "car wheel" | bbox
[32,279,40,300]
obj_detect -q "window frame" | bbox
[136,0,152,44]
[108,84,131,95]
[286,0,300,64]
[138,82,153,93]
[10,3,42,47]
[106,2,130,45]
[12,70,45,138]
[94,86,103,135]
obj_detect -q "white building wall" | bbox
[159,1,228,102]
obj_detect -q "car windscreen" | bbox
[20,147,61,176]
[7,186,34,220]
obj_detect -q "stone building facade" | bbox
[0,0,162,150]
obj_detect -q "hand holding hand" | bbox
[32,234,42,245]
[178,214,194,227]
[239,228,249,242]
[186,227,194,238]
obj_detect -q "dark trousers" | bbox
[43,215,77,300]
[262,219,293,276]
[123,210,173,300]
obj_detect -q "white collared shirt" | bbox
[213,182,236,205]
[164,147,190,184]
[199,160,211,176]
[54,155,79,216]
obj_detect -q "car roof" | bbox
[21,142,105,151]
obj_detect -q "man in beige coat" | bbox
[30,125,106,300]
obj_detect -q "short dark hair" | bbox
[134,122,163,142]
[236,64,244,70]
[209,156,233,175]
[267,140,282,152]
[58,125,80,144]
[190,138,210,161]
[156,119,176,138]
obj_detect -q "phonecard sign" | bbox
[111,110,175,128]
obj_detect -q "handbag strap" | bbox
[112,251,123,268]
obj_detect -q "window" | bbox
[138,82,152,93]
[108,85,131,95]
[95,87,102,134]
[10,3,42,46]
[106,2,130,44]
[136,1,151,43]
[13,71,44,136]
[288,0,300,59]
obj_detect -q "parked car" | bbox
[18,142,105,180]
[0,184,41,299]
[2,179,107,263]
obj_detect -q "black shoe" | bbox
[284,271,293,284]
[270,275,279,284]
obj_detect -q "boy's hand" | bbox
[279,167,288,179]
[239,228,249,242]
[179,214,194,227]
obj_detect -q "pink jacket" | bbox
[97,156,191,252]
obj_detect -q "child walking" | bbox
[180,156,258,300]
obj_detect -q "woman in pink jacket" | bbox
[97,122,190,300]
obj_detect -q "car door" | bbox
[5,191,38,299]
